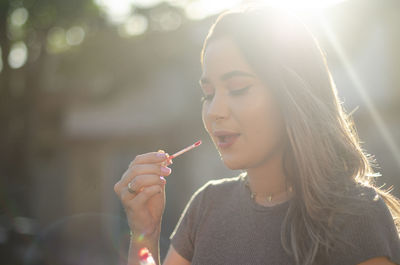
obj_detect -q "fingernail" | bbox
[157,152,167,159]
[161,166,171,175]
[160,176,166,184]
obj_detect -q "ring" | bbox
[127,182,136,194]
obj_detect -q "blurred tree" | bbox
[0,0,193,263]
[0,0,104,263]
[0,0,103,196]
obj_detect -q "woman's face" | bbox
[201,37,286,170]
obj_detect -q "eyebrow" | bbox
[199,70,256,86]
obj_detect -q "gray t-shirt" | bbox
[169,174,400,265]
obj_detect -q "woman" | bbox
[114,7,400,265]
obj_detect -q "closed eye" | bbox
[230,86,251,96]
[201,86,250,103]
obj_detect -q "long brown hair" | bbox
[201,6,400,265]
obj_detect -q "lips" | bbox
[213,130,241,149]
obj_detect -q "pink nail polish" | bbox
[161,166,171,175]
[157,152,167,158]
[160,176,166,184]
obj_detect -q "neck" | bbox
[245,147,289,196]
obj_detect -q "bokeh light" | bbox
[95,0,135,24]
[118,14,148,37]
[46,27,69,53]
[150,8,182,31]
[256,0,347,9]
[66,26,85,46]
[184,0,241,20]
[10,7,29,26]
[8,41,28,69]
[132,0,164,8]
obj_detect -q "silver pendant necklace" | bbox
[244,177,293,203]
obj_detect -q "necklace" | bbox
[244,176,293,203]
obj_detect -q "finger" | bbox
[130,152,169,167]
[120,186,141,205]
[159,150,173,166]
[162,157,173,167]
[125,164,171,184]
[115,162,171,194]
[128,174,166,193]
[127,164,172,181]
[134,185,164,205]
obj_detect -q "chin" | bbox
[220,155,248,170]
[224,163,244,170]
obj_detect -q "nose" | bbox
[206,91,230,121]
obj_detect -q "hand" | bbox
[114,151,172,238]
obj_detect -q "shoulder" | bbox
[194,173,244,196]
[184,173,245,212]
[349,184,395,219]
[330,184,400,264]
[171,173,244,236]
[341,184,397,235]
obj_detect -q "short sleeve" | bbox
[169,183,208,262]
[330,189,400,265]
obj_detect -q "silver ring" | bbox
[127,182,136,194]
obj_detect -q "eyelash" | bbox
[200,86,251,103]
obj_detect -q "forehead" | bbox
[202,37,255,78]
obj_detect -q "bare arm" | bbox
[358,256,397,265]
[114,151,171,265]
[127,231,160,265]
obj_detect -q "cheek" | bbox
[201,104,211,133]
[237,91,284,146]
